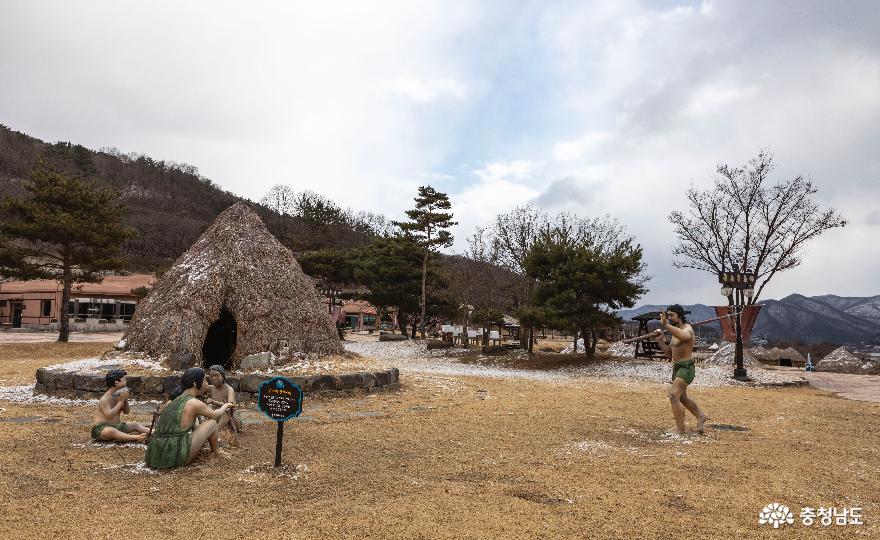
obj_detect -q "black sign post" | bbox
[257,376,303,467]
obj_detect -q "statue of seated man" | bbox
[92,369,150,443]
[145,367,231,469]
[206,365,242,435]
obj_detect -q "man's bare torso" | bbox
[669,323,695,361]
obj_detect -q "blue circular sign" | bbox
[257,376,303,422]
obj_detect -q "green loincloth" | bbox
[91,422,128,440]
[145,395,194,469]
[672,359,696,385]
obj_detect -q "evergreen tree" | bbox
[297,247,359,312]
[524,218,646,356]
[355,235,423,336]
[394,186,456,339]
[0,162,132,342]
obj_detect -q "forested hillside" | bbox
[0,125,375,270]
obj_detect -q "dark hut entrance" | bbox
[202,307,237,369]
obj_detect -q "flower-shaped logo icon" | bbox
[759,503,794,528]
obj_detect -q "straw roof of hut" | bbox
[123,203,343,369]
[605,341,636,357]
[749,345,770,359]
[779,347,807,365]
[701,343,764,369]
[816,346,880,375]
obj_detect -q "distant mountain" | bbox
[618,295,880,345]
[812,294,880,325]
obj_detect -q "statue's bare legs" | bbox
[669,378,708,434]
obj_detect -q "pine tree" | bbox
[0,162,132,342]
[523,218,647,356]
[393,186,456,339]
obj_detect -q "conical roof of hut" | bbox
[701,342,764,369]
[780,347,807,364]
[749,345,771,360]
[123,203,342,369]
[816,346,880,375]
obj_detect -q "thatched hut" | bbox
[777,347,807,367]
[816,347,880,375]
[701,343,764,369]
[122,202,343,369]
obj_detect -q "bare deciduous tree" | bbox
[259,184,297,215]
[669,151,846,302]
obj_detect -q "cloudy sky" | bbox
[2,1,878,305]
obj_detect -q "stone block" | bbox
[374,370,391,386]
[55,372,76,390]
[235,392,253,403]
[240,352,274,370]
[75,373,106,392]
[309,375,336,393]
[40,369,56,388]
[338,373,363,389]
[140,376,165,395]
[226,377,240,391]
[240,374,267,393]
[163,375,182,394]
[379,332,408,342]
[126,375,143,394]
[360,372,376,388]
[288,376,308,390]
[427,339,453,350]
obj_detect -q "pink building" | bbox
[0,274,154,329]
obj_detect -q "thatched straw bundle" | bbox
[123,203,342,368]
[816,347,880,375]
[749,345,770,360]
[701,343,764,369]
[778,347,807,366]
[605,341,636,358]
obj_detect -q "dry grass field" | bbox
[0,339,878,539]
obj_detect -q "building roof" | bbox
[342,300,377,315]
[0,274,155,296]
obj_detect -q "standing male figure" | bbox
[654,305,709,434]
[92,369,151,442]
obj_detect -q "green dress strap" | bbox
[145,395,195,469]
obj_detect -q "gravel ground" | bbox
[342,340,806,388]
[1,340,876,539]
[0,331,125,343]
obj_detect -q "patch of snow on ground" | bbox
[100,462,157,475]
[0,384,161,406]
[46,354,168,373]
[345,340,804,387]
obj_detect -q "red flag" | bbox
[714,305,762,344]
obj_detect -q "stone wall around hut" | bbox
[34,366,400,401]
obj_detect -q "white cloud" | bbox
[2,0,878,305]
[386,76,468,103]
[449,168,541,254]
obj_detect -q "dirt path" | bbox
[0,343,878,539]
[0,331,124,344]
[802,371,880,403]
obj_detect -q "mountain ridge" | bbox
[617,294,880,345]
